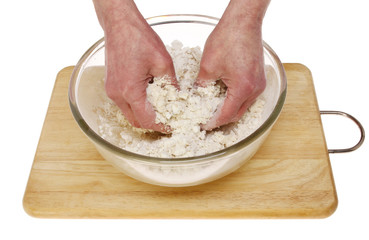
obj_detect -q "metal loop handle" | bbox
[320,111,365,154]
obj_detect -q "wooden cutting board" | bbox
[23,63,337,218]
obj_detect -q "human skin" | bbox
[93,0,270,132]
[93,0,177,133]
[196,0,270,130]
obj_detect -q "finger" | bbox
[230,98,255,123]
[201,91,243,130]
[153,68,178,88]
[195,78,212,88]
[195,57,220,88]
[130,98,171,133]
[164,66,179,89]
[114,99,141,128]
[150,52,180,89]
[230,80,266,122]
[195,71,214,88]
[121,74,172,133]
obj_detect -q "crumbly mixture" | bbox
[97,40,265,158]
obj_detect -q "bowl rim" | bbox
[68,14,287,164]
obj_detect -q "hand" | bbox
[104,20,176,132]
[196,0,269,130]
[93,0,177,132]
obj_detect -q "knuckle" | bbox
[238,74,266,97]
[105,81,119,101]
[153,53,173,71]
[240,80,255,94]
[136,114,158,131]
[120,80,136,100]
[159,54,173,66]
[199,59,216,76]
[130,120,141,129]
[257,76,267,93]
[105,77,136,103]
[139,120,154,130]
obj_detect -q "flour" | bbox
[97,40,265,158]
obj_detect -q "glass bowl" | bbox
[69,14,287,187]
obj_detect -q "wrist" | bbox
[93,0,147,32]
[223,0,270,28]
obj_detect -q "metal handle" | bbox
[320,111,365,154]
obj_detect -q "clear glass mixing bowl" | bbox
[69,14,287,187]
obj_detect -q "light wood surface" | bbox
[23,63,337,218]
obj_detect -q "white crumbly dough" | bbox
[97,40,265,158]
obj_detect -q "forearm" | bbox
[92,0,146,32]
[221,0,270,28]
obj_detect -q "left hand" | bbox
[196,0,268,130]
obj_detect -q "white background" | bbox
[1,0,368,239]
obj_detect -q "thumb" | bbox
[201,87,243,131]
[130,97,171,133]
[195,63,219,88]
[150,54,179,89]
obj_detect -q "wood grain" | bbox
[23,64,337,218]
